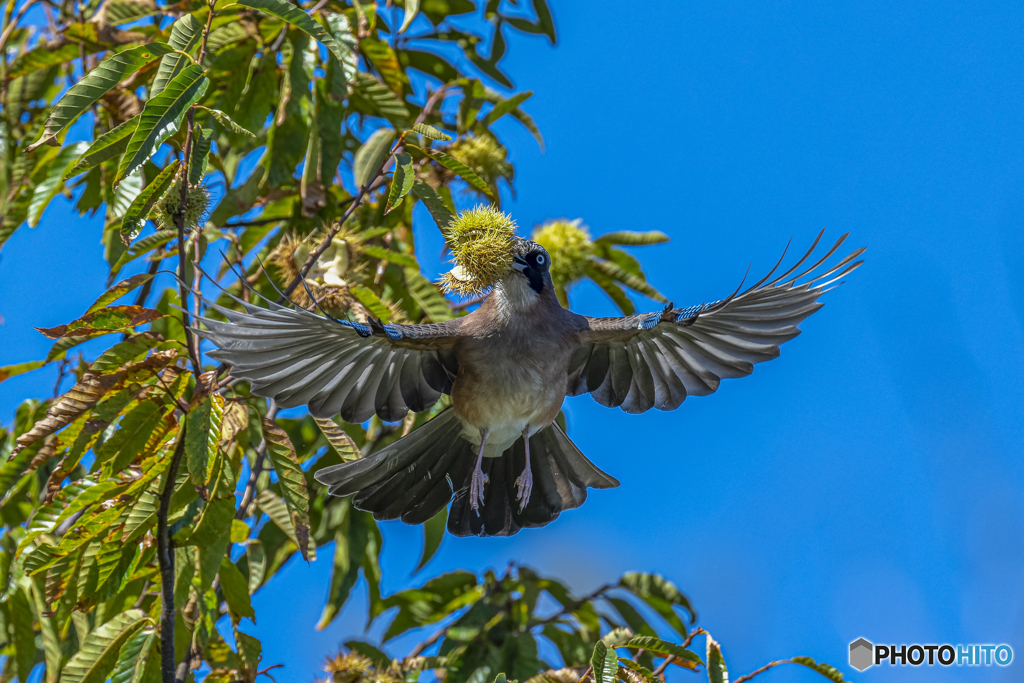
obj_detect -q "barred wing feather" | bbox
[194,291,462,423]
[569,230,864,413]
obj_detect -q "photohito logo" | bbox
[849,638,1013,672]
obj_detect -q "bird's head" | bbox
[508,237,551,295]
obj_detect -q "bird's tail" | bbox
[313,408,619,537]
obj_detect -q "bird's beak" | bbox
[511,255,528,273]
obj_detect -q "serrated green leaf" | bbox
[354,127,396,189]
[411,145,493,198]
[89,333,164,374]
[623,637,703,666]
[118,64,209,183]
[109,229,175,280]
[532,0,556,43]
[151,14,203,97]
[86,273,155,313]
[110,169,145,220]
[256,489,315,562]
[313,417,360,462]
[188,126,213,185]
[120,160,179,243]
[607,598,657,639]
[60,609,149,683]
[412,123,451,141]
[404,267,453,322]
[233,0,354,64]
[349,285,393,321]
[247,541,266,593]
[0,359,48,384]
[361,244,418,268]
[93,400,169,474]
[9,588,36,682]
[482,91,532,125]
[790,657,846,682]
[385,152,414,213]
[592,641,618,683]
[398,0,420,33]
[187,496,235,548]
[411,180,453,231]
[415,508,446,572]
[323,12,358,92]
[27,142,89,227]
[96,0,161,26]
[594,230,670,247]
[27,577,61,683]
[28,45,172,151]
[261,418,311,560]
[586,262,634,315]
[65,118,139,179]
[110,627,159,683]
[219,556,255,619]
[199,106,256,137]
[706,636,727,683]
[511,106,544,149]
[351,72,410,128]
[316,505,379,630]
[360,36,406,96]
[619,572,695,637]
[186,394,225,487]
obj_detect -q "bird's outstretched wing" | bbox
[568,231,864,413]
[193,281,464,423]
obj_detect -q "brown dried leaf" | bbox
[35,306,162,339]
[12,373,122,458]
[220,402,248,445]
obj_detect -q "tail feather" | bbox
[313,408,619,537]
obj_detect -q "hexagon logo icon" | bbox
[850,638,874,671]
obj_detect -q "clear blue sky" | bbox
[2,1,1023,681]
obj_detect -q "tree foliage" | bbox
[0,0,848,681]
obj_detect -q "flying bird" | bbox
[194,231,863,537]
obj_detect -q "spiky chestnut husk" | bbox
[267,231,365,315]
[440,205,517,296]
[322,652,373,683]
[533,218,593,292]
[150,182,210,232]
[448,134,513,190]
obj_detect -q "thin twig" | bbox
[223,217,286,229]
[162,9,217,683]
[451,294,484,311]
[651,656,674,677]
[279,85,451,303]
[185,4,217,371]
[157,431,187,683]
[533,584,613,627]
[234,401,278,519]
[679,627,705,651]
[407,621,453,658]
[0,0,39,55]
[731,660,788,683]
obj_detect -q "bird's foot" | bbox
[515,469,533,512]
[470,467,489,515]
[516,427,533,512]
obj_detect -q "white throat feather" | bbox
[492,274,539,322]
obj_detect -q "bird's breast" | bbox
[449,323,575,456]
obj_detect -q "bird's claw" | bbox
[515,470,533,512]
[470,469,489,515]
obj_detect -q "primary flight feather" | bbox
[194,230,863,537]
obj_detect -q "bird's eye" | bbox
[535,254,546,265]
